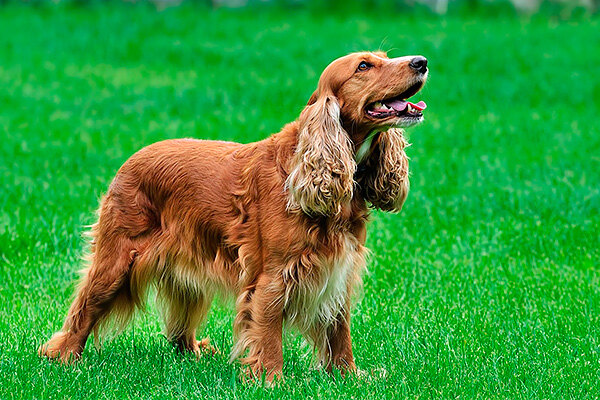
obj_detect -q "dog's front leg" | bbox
[325,309,356,375]
[237,273,284,382]
[308,305,356,375]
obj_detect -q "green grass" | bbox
[1,3,599,399]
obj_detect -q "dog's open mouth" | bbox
[366,82,427,120]
[367,99,426,119]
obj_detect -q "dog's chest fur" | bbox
[283,233,365,332]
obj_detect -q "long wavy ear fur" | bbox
[359,128,410,212]
[286,96,356,216]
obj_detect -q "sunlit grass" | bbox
[0,4,599,399]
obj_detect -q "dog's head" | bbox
[287,52,428,216]
[309,51,428,132]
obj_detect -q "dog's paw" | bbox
[38,331,82,364]
[195,337,218,356]
[240,361,283,386]
[176,337,218,358]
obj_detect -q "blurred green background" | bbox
[0,1,599,399]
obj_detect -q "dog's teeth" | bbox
[381,104,390,110]
[407,104,413,113]
[373,102,383,109]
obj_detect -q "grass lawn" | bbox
[1,3,599,398]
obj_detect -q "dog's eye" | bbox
[356,61,372,72]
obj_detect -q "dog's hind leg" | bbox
[157,273,215,357]
[38,232,141,363]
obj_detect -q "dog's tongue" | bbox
[387,99,427,111]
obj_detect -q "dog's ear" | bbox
[306,90,318,106]
[286,95,356,216]
[359,128,410,212]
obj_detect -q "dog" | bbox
[39,51,428,381]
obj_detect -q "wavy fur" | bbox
[359,128,411,212]
[286,96,356,216]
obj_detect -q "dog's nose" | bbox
[409,56,428,73]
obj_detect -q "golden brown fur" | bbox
[39,51,428,381]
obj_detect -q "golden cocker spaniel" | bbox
[39,51,428,381]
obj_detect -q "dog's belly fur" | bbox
[161,232,364,333]
[283,234,364,332]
